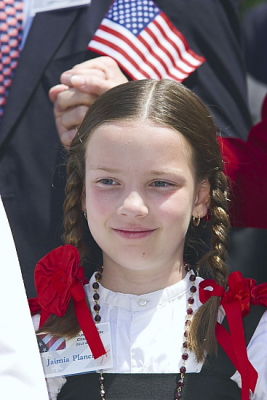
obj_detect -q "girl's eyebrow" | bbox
[89,167,186,176]
[149,169,184,176]
[89,167,122,173]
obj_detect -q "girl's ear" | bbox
[192,179,210,219]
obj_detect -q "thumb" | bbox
[49,84,69,103]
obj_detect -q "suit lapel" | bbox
[0,0,113,148]
[0,8,82,147]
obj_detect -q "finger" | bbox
[55,88,98,111]
[59,129,77,149]
[71,57,127,83]
[63,74,127,96]
[60,105,89,131]
[96,56,124,80]
[60,56,122,85]
[61,68,105,86]
[49,84,69,103]
[69,56,116,76]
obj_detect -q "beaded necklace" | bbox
[91,264,197,400]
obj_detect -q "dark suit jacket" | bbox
[243,3,267,85]
[0,1,112,297]
[0,0,254,297]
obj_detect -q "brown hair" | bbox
[45,79,230,360]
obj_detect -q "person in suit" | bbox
[51,0,252,143]
[50,1,267,283]
[1,0,260,299]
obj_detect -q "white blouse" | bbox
[45,272,267,400]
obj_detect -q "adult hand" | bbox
[49,57,128,149]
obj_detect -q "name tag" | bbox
[30,0,91,17]
[37,322,113,378]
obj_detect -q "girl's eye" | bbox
[151,180,174,188]
[97,178,118,186]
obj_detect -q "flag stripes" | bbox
[89,2,205,82]
[38,334,66,352]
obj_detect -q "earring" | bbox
[192,215,200,227]
[83,211,87,220]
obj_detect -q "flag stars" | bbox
[107,0,160,35]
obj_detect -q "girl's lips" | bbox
[112,228,157,239]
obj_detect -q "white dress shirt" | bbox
[45,272,267,399]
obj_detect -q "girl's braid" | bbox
[208,169,231,285]
[37,156,85,338]
[63,154,84,253]
[190,170,231,360]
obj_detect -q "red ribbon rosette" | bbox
[35,244,86,321]
[29,244,106,359]
[199,271,267,400]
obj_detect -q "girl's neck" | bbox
[100,260,186,295]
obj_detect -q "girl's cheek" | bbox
[86,189,118,213]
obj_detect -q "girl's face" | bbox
[84,119,210,274]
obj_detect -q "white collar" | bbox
[85,272,203,312]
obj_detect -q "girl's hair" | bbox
[45,79,230,360]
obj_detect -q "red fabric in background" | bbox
[218,95,267,229]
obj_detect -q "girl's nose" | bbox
[117,191,149,217]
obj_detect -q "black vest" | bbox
[58,305,265,400]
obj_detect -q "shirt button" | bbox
[138,298,148,306]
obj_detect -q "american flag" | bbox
[37,334,66,353]
[88,0,205,81]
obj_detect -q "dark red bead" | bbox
[94,304,101,312]
[94,314,101,322]
[177,380,184,387]
[95,272,102,281]
[188,297,194,304]
[180,366,186,373]
[92,282,99,289]
[187,307,193,315]
[190,286,197,293]
[93,293,100,300]
[182,353,189,360]
[189,274,196,281]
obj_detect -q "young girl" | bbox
[31,79,267,400]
